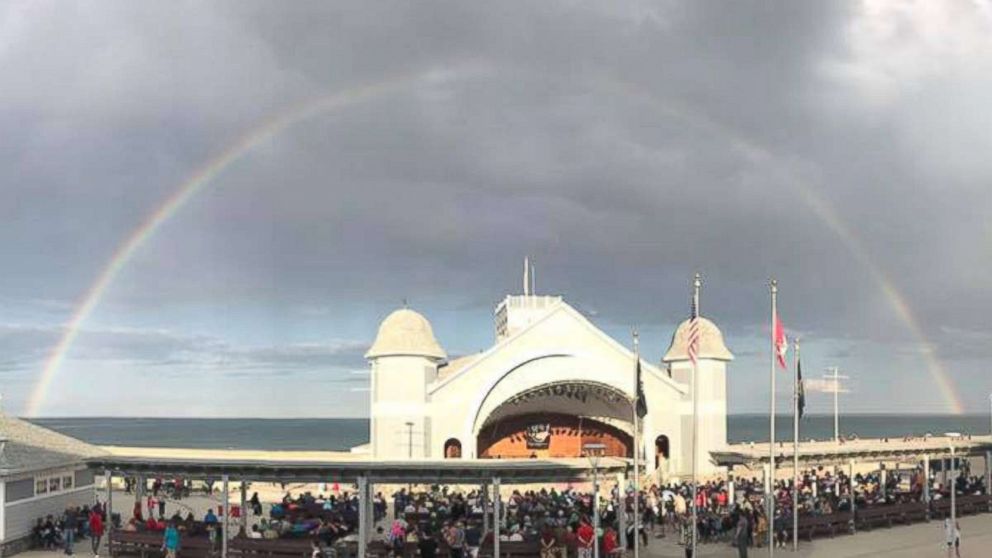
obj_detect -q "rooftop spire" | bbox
[523,257,530,296]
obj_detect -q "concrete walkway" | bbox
[643,514,990,557]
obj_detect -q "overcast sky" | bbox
[3,0,991,417]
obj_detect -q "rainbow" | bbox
[24,74,424,416]
[25,68,965,416]
[597,78,966,415]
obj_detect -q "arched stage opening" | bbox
[475,380,635,459]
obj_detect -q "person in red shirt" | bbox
[89,509,105,557]
[602,527,619,557]
[576,519,595,558]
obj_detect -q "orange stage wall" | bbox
[477,413,632,459]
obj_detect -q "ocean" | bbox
[28,414,990,451]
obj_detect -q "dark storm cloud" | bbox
[3,0,991,413]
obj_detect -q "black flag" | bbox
[797,358,806,419]
[635,358,648,418]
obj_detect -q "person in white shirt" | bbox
[944,518,960,558]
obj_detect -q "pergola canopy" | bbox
[86,455,630,484]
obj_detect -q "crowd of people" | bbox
[31,463,989,558]
[32,504,105,557]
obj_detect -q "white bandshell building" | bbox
[365,281,733,479]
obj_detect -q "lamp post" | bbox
[822,367,849,443]
[584,443,607,558]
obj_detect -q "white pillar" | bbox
[222,475,230,558]
[728,476,735,507]
[986,452,992,512]
[358,476,368,558]
[880,466,887,501]
[105,470,113,542]
[617,473,627,551]
[240,480,247,534]
[481,484,489,535]
[849,460,856,533]
[136,474,145,503]
[950,446,957,528]
[1,473,7,543]
[367,480,376,537]
[493,477,501,558]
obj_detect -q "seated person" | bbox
[145,517,163,532]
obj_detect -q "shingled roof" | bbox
[0,416,106,477]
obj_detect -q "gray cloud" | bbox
[3,0,991,414]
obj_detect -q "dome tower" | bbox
[366,308,446,459]
[663,315,733,474]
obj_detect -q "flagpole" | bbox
[792,338,800,552]
[632,329,640,558]
[769,279,776,556]
[691,273,700,558]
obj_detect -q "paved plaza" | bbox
[17,486,992,558]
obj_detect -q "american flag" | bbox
[687,297,701,366]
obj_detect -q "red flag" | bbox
[774,311,787,369]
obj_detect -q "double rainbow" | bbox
[24,69,964,416]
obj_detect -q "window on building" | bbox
[34,470,79,497]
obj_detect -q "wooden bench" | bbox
[796,513,850,540]
[855,506,897,530]
[229,537,314,558]
[110,530,216,558]
[477,541,542,558]
[889,502,929,524]
[929,495,990,519]
[956,494,991,516]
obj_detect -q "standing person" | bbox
[954,520,961,558]
[158,497,166,519]
[602,527,619,558]
[147,495,157,519]
[89,508,104,558]
[162,522,180,558]
[944,518,955,558]
[449,522,466,558]
[418,529,438,558]
[64,507,78,555]
[540,525,557,558]
[576,518,594,558]
[734,514,749,558]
